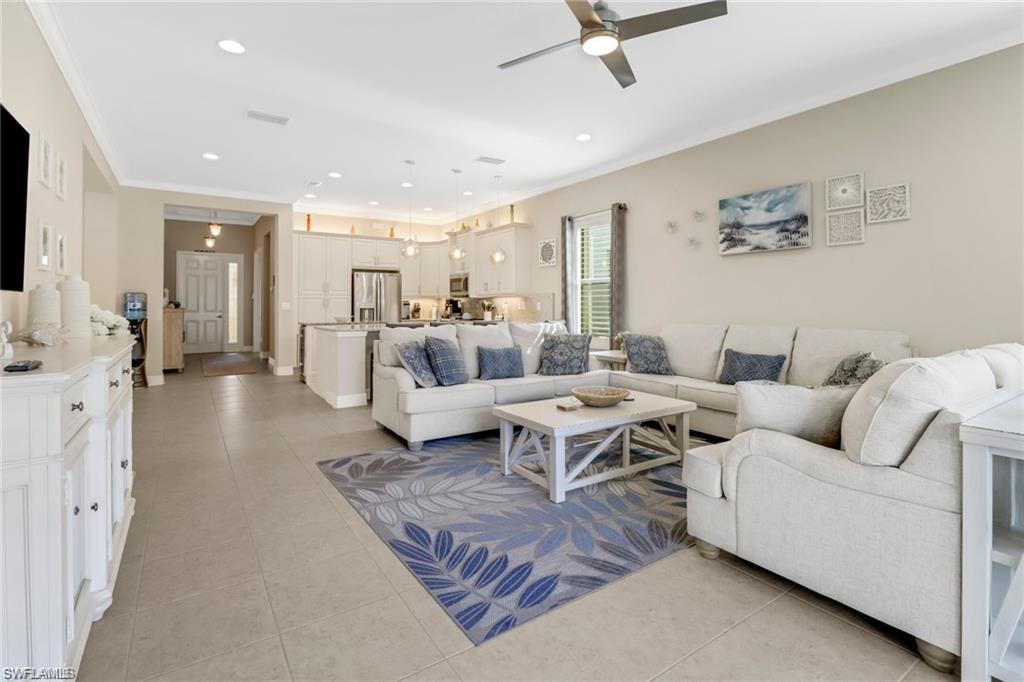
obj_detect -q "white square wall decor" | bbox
[826,209,865,246]
[825,172,864,210]
[866,182,911,224]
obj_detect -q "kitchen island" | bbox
[306,325,371,408]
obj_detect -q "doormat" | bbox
[200,353,258,377]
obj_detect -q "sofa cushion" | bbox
[476,374,555,405]
[716,325,796,383]
[552,369,611,396]
[610,371,687,397]
[660,323,729,381]
[788,327,912,387]
[539,334,592,375]
[379,325,458,367]
[478,345,524,380]
[622,334,673,374]
[841,353,996,467]
[424,336,469,386]
[719,349,787,385]
[736,382,859,449]
[681,441,729,499]
[394,341,438,388]
[967,343,1023,389]
[455,323,513,379]
[509,321,568,375]
[675,378,737,413]
[399,382,495,415]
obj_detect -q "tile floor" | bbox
[78,355,956,681]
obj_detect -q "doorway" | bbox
[176,251,245,354]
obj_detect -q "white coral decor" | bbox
[90,304,131,336]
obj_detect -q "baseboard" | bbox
[146,375,165,387]
[242,345,254,352]
[259,351,269,360]
[268,356,277,368]
[273,364,294,376]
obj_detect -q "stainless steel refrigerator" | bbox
[353,270,401,323]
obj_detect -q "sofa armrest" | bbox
[721,429,959,513]
[736,382,858,449]
[374,363,416,393]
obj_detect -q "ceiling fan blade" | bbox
[498,38,578,69]
[600,47,636,88]
[618,0,727,41]
[565,0,603,28]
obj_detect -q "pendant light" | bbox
[208,210,223,237]
[401,160,420,259]
[489,175,506,265]
[204,235,216,249]
[448,168,465,261]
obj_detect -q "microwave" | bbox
[449,273,469,297]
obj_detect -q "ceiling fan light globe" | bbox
[581,30,619,56]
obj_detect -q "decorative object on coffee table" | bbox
[571,386,630,407]
[825,172,864,210]
[866,182,911,223]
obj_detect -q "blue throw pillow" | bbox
[623,334,673,375]
[478,345,524,380]
[538,334,591,376]
[424,336,468,386]
[395,341,438,388]
[719,348,787,385]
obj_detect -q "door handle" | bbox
[90,502,99,512]
[121,459,128,469]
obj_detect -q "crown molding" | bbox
[292,201,452,226]
[120,178,294,208]
[27,1,124,185]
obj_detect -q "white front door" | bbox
[178,252,224,353]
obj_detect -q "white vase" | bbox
[27,285,62,325]
[57,276,91,338]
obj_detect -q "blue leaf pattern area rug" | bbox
[317,433,696,644]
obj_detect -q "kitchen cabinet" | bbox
[419,243,447,298]
[471,223,532,297]
[449,231,473,275]
[295,233,353,323]
[1,337,136,672]
[352,238,401,269]
[400,250,422,297]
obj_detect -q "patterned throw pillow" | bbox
[394,341,438,388]
[719,348,787,385]
[623,334,673,375]
[538,334,592,376]
[424,336,468,386]
[478,345,524,380]
[824,352,886,386]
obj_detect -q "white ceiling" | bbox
[35,1,1022,225]
[164,205,265,226]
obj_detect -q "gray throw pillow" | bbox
[394,341,438,388]
[538,334,592,376]
[478,345,524,380]
[719,348,787,385]
[424,336,469,386]
[623,334,673,375]
[824,352,885,386]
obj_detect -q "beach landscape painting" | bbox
[719,182,812,255]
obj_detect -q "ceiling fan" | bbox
[498,0,727,88]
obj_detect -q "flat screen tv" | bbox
[2,105,31,292]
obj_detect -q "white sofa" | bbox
[681,342,1024,671]
[371,321,912,448]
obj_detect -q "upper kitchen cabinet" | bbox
[418,242,448,298]
[449,230,473,275]
[295,232,353,323]
[399,248,422,297]
[353,238,401,269]
[471,223,532,297]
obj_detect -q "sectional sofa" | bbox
[371,321,913,448]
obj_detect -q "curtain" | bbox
[560,215,576,330]
[610,203,627,347]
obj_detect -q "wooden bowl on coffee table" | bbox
[571,386,630,407]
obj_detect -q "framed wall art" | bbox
[719,182,811,255]
[825,172,864,210]
[866,182,911,224]
[826,209,865,246]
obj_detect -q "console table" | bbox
[960,391,1024,681]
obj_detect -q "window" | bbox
[574,211,611,339]
[226,261,239,345]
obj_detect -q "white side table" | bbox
[960,392,1024,681]
[591,349,627,371]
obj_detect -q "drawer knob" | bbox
[122,368,131,375]
[70,401,84,412]
[120,459,128,469]
[90,502,99,512]
[73,505,80,516]
[109,379,120,388]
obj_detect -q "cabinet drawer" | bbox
[61,377,89,444]
[106,356,130,407]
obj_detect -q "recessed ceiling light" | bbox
[202,152,219,161]
[401,182,413,188]
[368,201,379,206]
[328,172,342,178]
[463,191,473,196]
[303,193,317,199]
[575,133,592,142]
[218,39,246,54]
[423,207,433,212]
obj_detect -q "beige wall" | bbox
[253,216,274,355]
[294,212,446,241]
[118,188,294,380]
[451,47,1024,357]
[163,220,256,348]
[1,0,119,327]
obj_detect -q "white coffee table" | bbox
[494,391,697,503]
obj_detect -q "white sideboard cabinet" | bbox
[1,336,136,673]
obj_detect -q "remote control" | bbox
[3,360,43,373]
